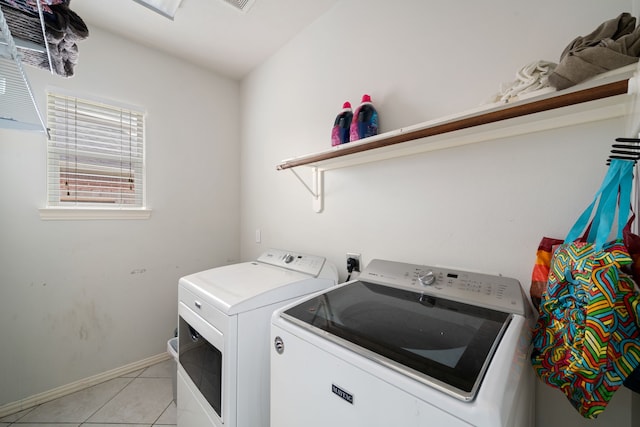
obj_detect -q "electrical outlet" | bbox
[346,252,361,273]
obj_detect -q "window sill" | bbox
[39,208,152,221]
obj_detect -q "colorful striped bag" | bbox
[531,159,640,418]
[530,236,564,309]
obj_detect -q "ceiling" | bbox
[72,0,339,80]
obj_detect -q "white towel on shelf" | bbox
[492,60,557,103]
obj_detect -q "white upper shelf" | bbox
[277,64,638,172]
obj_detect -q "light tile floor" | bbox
[0,359,176,427]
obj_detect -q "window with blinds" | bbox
[46,92,145,208]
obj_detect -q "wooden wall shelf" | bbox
[277,65,638,212]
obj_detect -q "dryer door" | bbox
[178,315,223,416]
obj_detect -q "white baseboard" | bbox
[0,352,171,419]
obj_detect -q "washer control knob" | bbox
[283,254,295,264]
[418,270,436,286]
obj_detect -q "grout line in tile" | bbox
[150,400,174,426]
[79,424,152,426]
[4,361,173,426]
[80,376,136,424]
[0,405,38,424]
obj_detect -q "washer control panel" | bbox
[257,248,327,277]
[360,259,525,315]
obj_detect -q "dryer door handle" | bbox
[188,325,201,342]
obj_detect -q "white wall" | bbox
[240,0,637,426]
[0,27,241,405]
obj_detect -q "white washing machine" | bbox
[271,259,535,427]
[177,248,337,427]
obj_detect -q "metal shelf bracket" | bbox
[289,167,323,213]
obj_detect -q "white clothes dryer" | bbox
[271,259,536,427]
[177,249,337,427]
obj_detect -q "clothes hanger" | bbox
[607,137,640,165]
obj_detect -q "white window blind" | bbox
[46,92,145,208]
